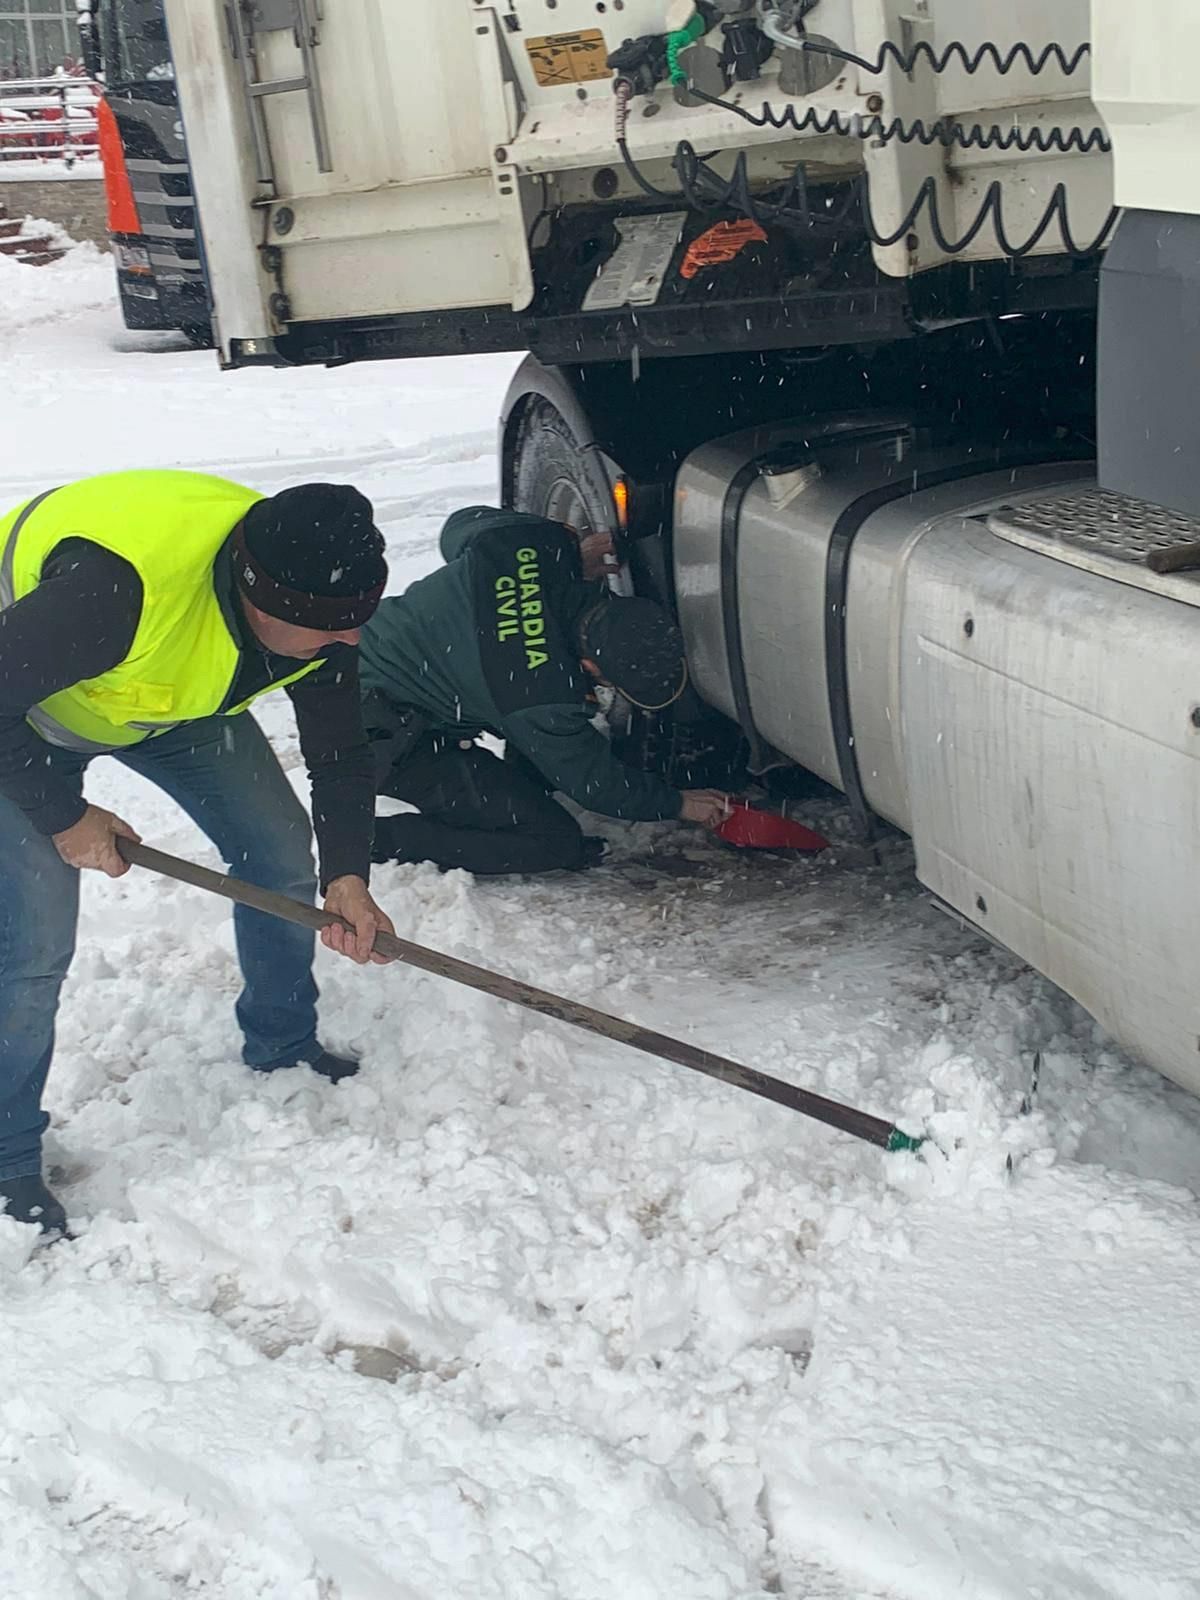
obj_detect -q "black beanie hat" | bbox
[235,483,387,631]
[582,596,688,711]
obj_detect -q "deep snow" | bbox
[1,243,1199,1600]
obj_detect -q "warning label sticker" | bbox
[526,30,611,88]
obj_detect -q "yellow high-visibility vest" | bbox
[0,469,323,753]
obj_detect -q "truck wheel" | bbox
[510,399,612,531]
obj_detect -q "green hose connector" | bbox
[886,1127,926,1155]
[666,10,707,86]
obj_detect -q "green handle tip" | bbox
[886,1128,926,1155]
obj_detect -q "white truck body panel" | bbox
[1092,0,1200,216]
[162,0,1112,356]
[904,508,1200,1095]
[160,1,274,351]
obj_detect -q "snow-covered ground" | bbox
[2,244,1200,1600]
[0,158,102,181]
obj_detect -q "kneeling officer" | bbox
[359,506,729,875]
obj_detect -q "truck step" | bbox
[988,487,1200,607]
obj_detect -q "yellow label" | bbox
[526,29,611,88]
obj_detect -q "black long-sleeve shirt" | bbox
[0,535,373,887]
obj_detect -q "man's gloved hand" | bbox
[52,804,142,877]
[322,875,396,965]
[679,789,733,829]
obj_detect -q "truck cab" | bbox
[81,0,211,344]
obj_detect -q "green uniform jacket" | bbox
[358,507,682,822]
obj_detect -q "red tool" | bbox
[715,800,829,852]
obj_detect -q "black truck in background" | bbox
[79,0,211,344]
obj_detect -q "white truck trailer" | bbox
[162,0,1200,1099]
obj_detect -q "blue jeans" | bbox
[0,714,319,1181]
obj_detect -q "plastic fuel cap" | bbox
[715,800,830,853]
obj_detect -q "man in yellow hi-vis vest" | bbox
[0,469,396,1236]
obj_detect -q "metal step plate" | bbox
[988,486,1200,607]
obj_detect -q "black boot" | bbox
[0,1175,68,1238]
[253,1048,361,1085]
[305,1049,360,1085]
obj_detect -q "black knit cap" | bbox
[582,597,688,711]
[235,484,387,631]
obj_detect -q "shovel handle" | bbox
[116,839,919,1153]
[120,838,346,937]
[120,840,417,964]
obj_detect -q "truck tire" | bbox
[510,399,612,532]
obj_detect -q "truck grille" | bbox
[126,156,203,273]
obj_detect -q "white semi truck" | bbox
[162,1,1200,1099]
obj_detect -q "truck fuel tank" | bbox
[675,439,1200,1096]
[673,421,1089,829]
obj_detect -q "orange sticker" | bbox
[526,30,612,88]
[680,219,769,280]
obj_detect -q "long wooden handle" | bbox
[1147,541,1200,575]
[116,838,919,1153]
